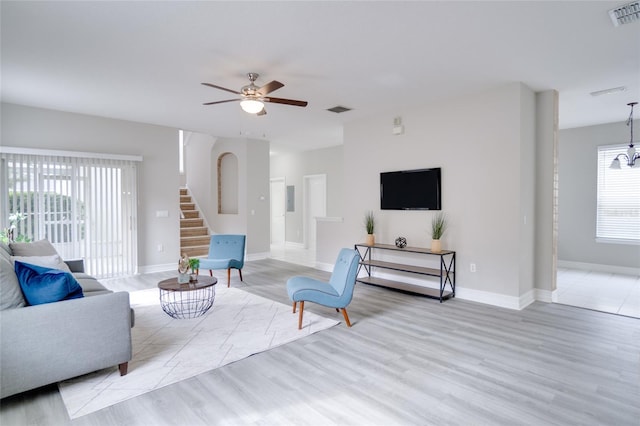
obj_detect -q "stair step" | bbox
[178,189,208,258]
[181,211,200,219]
[181,235,211,246]
[181,218,204,227]
[181,227,209,238]
[180,246,209,257]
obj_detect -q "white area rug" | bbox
[58,285,339,419]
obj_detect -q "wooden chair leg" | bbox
[118,362,128,376]
[298,301,305,330]
[238,269,243,282]
[340,308,352,327]
[292,301,297,313]
[227,268,231,287]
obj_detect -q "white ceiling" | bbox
[1,1,639,153]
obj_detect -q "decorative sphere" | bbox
[395,237,407,248]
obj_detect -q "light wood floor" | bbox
[1,259,639,425]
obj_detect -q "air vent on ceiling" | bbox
[327,106,352,113]
[609,1,640,26]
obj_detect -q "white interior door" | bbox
[303,174,327,250]
[270,178,285,246]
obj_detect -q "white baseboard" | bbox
[558,260,640,276]
[138,263,175,274]
[140,253,269,273]
[355,270,553,310]
[455,287,525,310]
[285,241,306,249]
[314,261,334,273]
[534,288,558,303]
[246,252,270,261]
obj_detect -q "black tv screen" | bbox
[380,168,441,210]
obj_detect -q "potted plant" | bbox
[364,210,376,246]
[430,212,447,253]
[189,258,200,282]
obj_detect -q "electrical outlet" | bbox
[157,244,164,252]
[470,263,476,273]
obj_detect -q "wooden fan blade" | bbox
[201,82,241,95]
[202,99,240,105]
[264,97,308,107]
[258,80,284,96]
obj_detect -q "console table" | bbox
[354,243,455,302]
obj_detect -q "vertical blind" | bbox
[596,145,640,243]
[1,151,139,278]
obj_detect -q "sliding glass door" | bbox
[1,151,138,278]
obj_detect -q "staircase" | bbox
[179,188,209,257]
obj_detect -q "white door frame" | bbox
[270,177,286,246]
[303,174,327,250]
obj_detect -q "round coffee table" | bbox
[158,276,217,319]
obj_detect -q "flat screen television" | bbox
[380,168,441,210]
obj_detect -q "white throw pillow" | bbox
[11,254,72,273]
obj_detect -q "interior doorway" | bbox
[303,174,326,250]
[270,178,285,246]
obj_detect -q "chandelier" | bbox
[610,102,639,168]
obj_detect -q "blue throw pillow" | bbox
[14,261,84,306]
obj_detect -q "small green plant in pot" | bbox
[188,258,200,282]
[430,212,447,252]
[364,210,376,246]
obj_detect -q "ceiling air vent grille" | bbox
[327,106,351,113]
[609,1,640,26]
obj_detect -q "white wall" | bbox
[183,130,217,230]
[1,103,180,270]
[185,134,270,256]
[246,139,271,255]
[317,83,545,308]
[558,122,640,269]
[270,145,343,244]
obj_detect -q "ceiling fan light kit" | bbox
[202,73,308,115]
[240,99,264,114]
[610,102,639,169]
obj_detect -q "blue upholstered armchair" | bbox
[286,248,360,329]
[199,234,246,287]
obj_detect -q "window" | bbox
[1,149,140,278]
[596,145,640,244]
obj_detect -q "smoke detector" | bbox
[609,1,640,26]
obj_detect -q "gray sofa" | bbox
[0,239,133,399]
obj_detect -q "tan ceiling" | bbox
[1,1,639,153]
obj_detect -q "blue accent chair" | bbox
[286,248,360,329]
[199,234,246,287]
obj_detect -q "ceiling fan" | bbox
[202,73,308,116]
